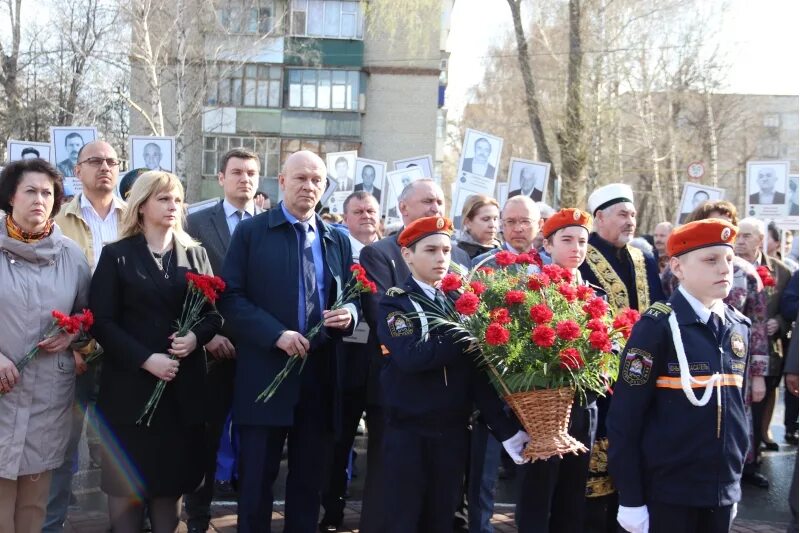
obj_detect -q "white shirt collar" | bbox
[222,199,255,219]
[413,277,438,301]
[678,285,726,323]
[80,193,124,222]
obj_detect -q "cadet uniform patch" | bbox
[643,302,672,320]
[730,333,746,358]
[387,311,413,337]
[623,348,654,385]
[386,287,407,297]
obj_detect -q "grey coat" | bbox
[0,215,91,479]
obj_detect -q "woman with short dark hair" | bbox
[0,159,91,532]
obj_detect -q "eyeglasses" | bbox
[502,218,533,229]
[77,157,120,168]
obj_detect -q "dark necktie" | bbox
[707,313,722,343]
[294,221,321,333]
[231,210,244,235]
[435,290,448,310]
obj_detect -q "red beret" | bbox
[542,208,592,239]
[667,219,738,257]
[398,216,454,248]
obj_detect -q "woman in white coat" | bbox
[0,159,91,533]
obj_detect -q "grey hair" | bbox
[739,216,766,237]
[535,202,555,219]
[398,178,436,203]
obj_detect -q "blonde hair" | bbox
[461,194,500,222]
[118,171,198,248]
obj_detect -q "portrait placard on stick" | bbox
[384,166,425,223]
[354,158,387,206]
[746,160,791,219]
[50,126,98,194]
[393,155,434,180]
[675,183,725,225]
[7,140,52,164]
[130,136,176,172]
[507,158,550,203]
[456,128,503,192]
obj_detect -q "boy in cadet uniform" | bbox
[376,215,530,533]
[607,219,751,533]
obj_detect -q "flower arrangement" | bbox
[2,309,94,396]
[255,264,377,403]
[756,265,776,294]
[137,272,225,426]
[405,258,639,460]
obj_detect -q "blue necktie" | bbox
[294,221,321,333]
[231,210,244,235]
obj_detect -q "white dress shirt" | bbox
[80,193,123,270]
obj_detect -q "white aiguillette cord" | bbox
[667,312,721,408]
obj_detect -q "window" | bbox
[202,135,281,177]
[217,0,275,34]
[206,63,282,108]
[287,68,360,110]
[291,0,363,39]
[280,138,360,167]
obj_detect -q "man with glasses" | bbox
[57,132,85,178]
[45,141,127,532]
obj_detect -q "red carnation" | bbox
[365,281,378,294]
[556,320,581,341]
[586,318,606,332]
[756,265,776,288]
[558,283,578,302]
[489,308,512,325]
[527,273,551,290]
[79,309,94,330]
[486,322,511,346]
[455,292,480,315]
[441,273,463,292]
[515,253,534,265]
[529,304,554,324]
[583,297,609,319]
[559,348,584,370]
[477,266,495,276]
[589,329,612,352]
[494,250,517,267]
[531,324,556,347]
[469,280,487,295]
[613,308,641,339]
[504,290,526,306]
[561,269,574,283]
[542,264,564,281]
[576,284,595,301]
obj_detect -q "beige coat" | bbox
[0,215,91,479]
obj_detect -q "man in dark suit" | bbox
[353,164,381,202]
[358,178,470,531]
[184,147,261,533]
[219,150,358,533]
[749,167,786,205]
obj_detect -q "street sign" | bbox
[687,161,704,180]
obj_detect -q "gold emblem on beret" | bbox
[573,210,581,221]
[436,218,445,229]
[721,228,731,241]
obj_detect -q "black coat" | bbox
[90,234,222,427]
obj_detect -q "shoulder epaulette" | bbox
[642,301,672,320]
[386,287,406,297]
[725,303,751,326]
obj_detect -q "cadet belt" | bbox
[656,374,743,389]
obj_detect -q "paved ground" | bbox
[66,392,798,532]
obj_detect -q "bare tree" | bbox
[0,0,24,144]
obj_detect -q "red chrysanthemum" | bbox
[454,292,480,315]
[489,307,512,325]
[556,320,581,341]
[576,284,595,301]
[529,303,554,324]
[527,273,551,290]
[557,283,578,302]
[504,290,526,306]
[589,329,612,352]
[441,273,463,292]
[486,322,511,346]
[559,348,584,370]
[494,250,518,267]
[531,324,556,347]
[586,318,607,332]
[583,297,609,319]
[469,280,487,295]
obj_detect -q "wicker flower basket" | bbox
[504,387,588,462]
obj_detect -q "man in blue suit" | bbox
[219,150,359,533]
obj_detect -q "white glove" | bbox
[731,502,737,522]
[617,505,649,533]
[501,430,531,464]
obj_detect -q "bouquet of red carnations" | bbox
[137,272,225,426]
[1,309,94,396]
[255,264,377,403]
[406,252,639,460]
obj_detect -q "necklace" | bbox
[150,248,173,279]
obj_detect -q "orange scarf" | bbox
[5,215,54,243]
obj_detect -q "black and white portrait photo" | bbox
[7,140,52,163]
[354,158,387,204]
[130,136,175,172]
[50,126,97,178]
[393,155,434,180]
[507,158,550,202]
[384,166,425,220]
[746,160,791,218]
[326,150,357,192]
[675,183,725,225]
[788,175,799,217]
[457,129,503,181]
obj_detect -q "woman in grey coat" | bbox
[0,159,91,533]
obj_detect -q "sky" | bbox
[445,0,800,118]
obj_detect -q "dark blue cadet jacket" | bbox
[607,289,751,508]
